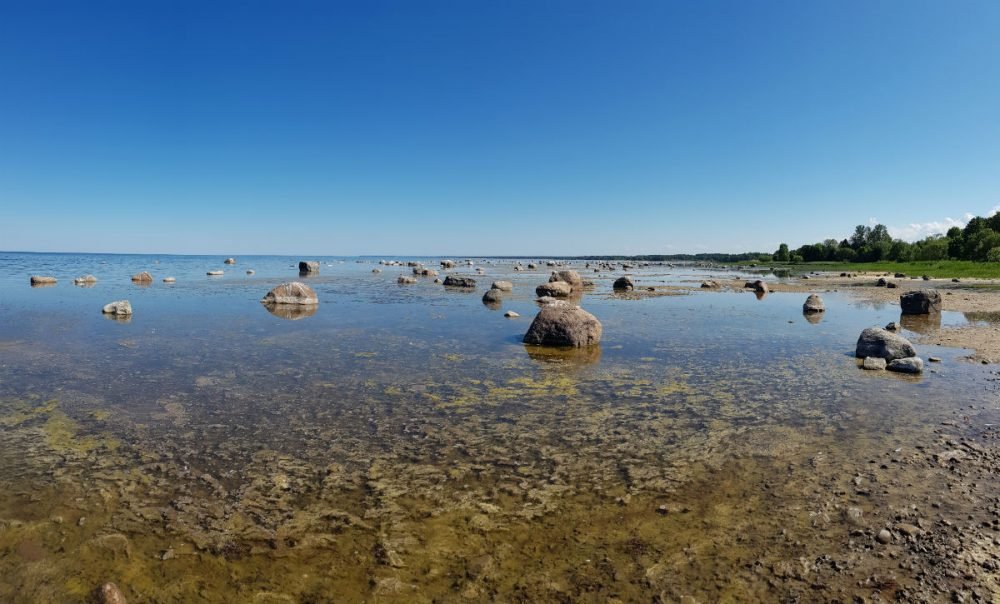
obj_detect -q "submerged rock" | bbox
[397,276,417,284]
[162,277,176,283]
[888,357,924,374]
[700,281,720,289]
[900,289,942,315]
[246,269,255,275]
[855,327,916,361]
[440,259,456,269]
[802,294,825,313]
[206,270,223,276]
[523,305,602,347]
[261,282,318,305]
[30,275,57,285]
[74,275,98,285]
[443,276,476,288]
[224,258,236,264]
[413,267,438,277]
[131,272,153,283]
[101,300,132,316]
[613,276,634,291]
[490,280,513,291]
[298,261,320,274]
[535,281,573,298]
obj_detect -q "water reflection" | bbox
[754,290,767,300]
[101,313,132,324]
[263,304,318,320]
[523,343,602,366]
[964,310,1000,325]
[29,282,56,288]
[803,312,823,324]
[899,312,942,334]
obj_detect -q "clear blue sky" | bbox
[1,1,998,255]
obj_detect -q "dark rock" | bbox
[876,277,888,287]
[443,276,476,288]
[224,258,236,265]
[900,290,942,315]
[298,261,320,274]
[482,289,503,304]
[523,306,602,347]
[612,276,634,291]
[855,327,916,361]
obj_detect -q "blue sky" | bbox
[1,1,998,255]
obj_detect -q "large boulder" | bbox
[490,280,513,291]
[261,282,318,305]
[612,276,634,291]
[482,289,503,304]
[802,294,825,313]
[131,272,153,283]
[900,290,942,315]
[523,306,602,347]
[535,281,573,298]
[443,276,476,288]
[102,300,133,316]
[855,327,916,361]
[298,261,320,274]
[549,270,582,287]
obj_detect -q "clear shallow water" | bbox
[0,252,996,602]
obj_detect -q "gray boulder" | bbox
[888,357,924,374]
[535,281,573,297]
[298,261,320,274]
[443,275,476,288]
[900,290,942,315]
[802,294,825,313]
[261,282,319,305]
[482,289,503,304]
[523,306,602,347]
[855,327,916,361]
[102,300,133,316]
[613,276,634,291]
[74,275,98,285]
[491,280,513,291]
[549,270,582,287]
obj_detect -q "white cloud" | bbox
[887,205,1000,242]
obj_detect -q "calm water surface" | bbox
[0,252,995,602]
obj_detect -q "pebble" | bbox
[876,529,892,544]
[929,357,941,363]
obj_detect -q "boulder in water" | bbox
[298,261,320,274]
[855,327,916,361]
[535,281,573,298]
[612,276,634,291]
[802,294,825,313]
[102,300,132,316]
[523,305,602,347]
[443,276,476,288]
[900,290,942,315]
[131,272,153,283]
[887,357,924,374]
[490,280,513,291]
[261,282,318,305]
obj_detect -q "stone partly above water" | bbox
[535,281,573,298]
[74,274,98,285]
[490,280,513,291]
[482,289,503,304]
[900,289,942,315]
[443,276,476,288]
[802,294,825,313]
[744,279,769,294]
[862,356,887,370]
[30,275,57,285]
[397,276,417,284]
[260,282,318,305]
[298,261,320,274]
[888,357,924,374]
[855,327,916,361]
[101,300,132,316]
[523,305,602,347]
[613,276,634,291]
[130,272,153,283]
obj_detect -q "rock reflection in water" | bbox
[523,343,602,365]
[29,282,57,288]
[899,312,942,334]
[263,303,318,320]
[803,311,823,324]
[101,313,132,324]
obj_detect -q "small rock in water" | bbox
[102,300,133,316]
[224,257,236,264]
[298,261,320,274]
[900,289,942,315]
[928,356,941,363]
[371,268,382,273]
[131,272,153,283]
[504,311,520,318]
[862,357,887,370]
[490,280,513,291]
[30,275,58,285]
[206,270,223,276]
[261,282,319,305]
[700,280,719,289]
[876,529,892,544]
[535,281,573,298]
[397,276,417,284]
[855,327,916,361]
[162,277,176,283]
[802,293,825,313]
[482,289,503,304]
[887,357,923,374]
[246,269,254,275]
[443,275,476,288]
[884,321,899,331]
[74,274,98,285]
[612,276,634,291]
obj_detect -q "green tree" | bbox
[774,243,790,262]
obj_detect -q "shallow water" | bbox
[0,253,997,602]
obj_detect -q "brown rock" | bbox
[523,305,602,347]
[260,282,319,305]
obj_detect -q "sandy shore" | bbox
[712,272,1000,363]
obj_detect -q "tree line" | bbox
[773,212,1000,264]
